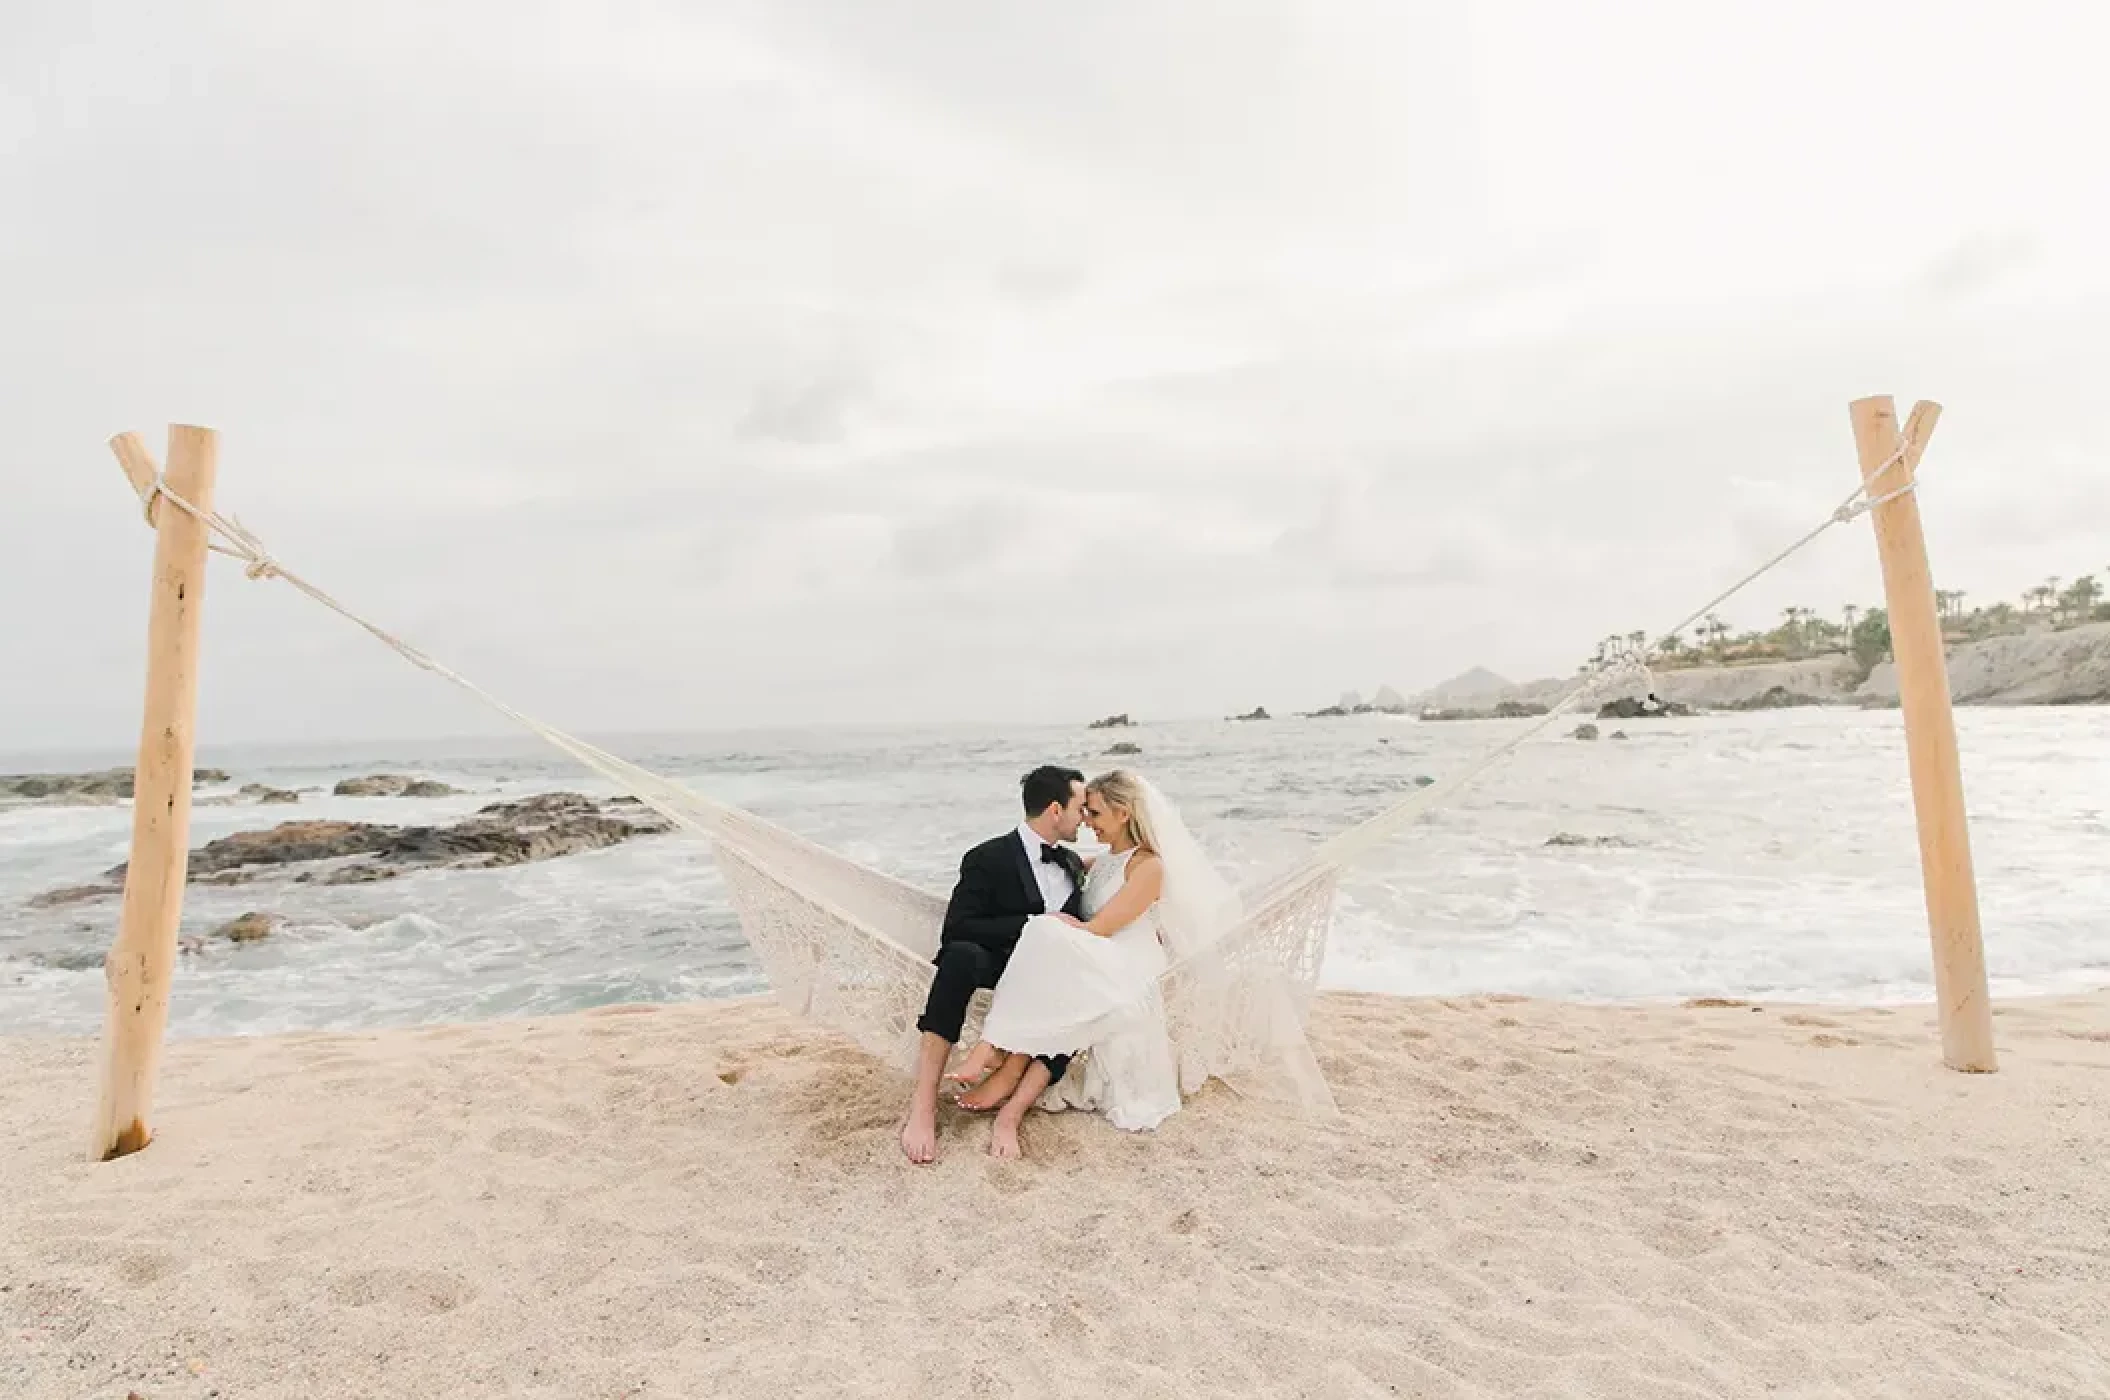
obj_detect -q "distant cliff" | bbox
[1417,622,2110,716]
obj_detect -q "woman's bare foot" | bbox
[944,1041,1003,1089]
[988,1058,1051,1159]
[957,1052,1029,1112]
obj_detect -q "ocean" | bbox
[3,706,2106,1039]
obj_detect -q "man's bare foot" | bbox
[900,1107,938,1164]
[989,1118,1023,1159]
[957,1053,1028,1112]
[944,1041,1003,1088]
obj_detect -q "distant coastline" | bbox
[1415,620,2110,719]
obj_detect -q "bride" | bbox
[950,769,1239,1157]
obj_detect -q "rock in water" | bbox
[39,793,672,906]
[1596,695,1693,720]
[179,821,397,877]
[360,793,670,874]
[332,774,460,798]
[1087,713,1134,729]
[1722,685,1827,711]
[27,884,112,909]
[1105,741,1142,756]
[214,911,281,942]
[1572,724,1601,741]
[240,783,301,804]
[1545,832,1635,848]
[2,767,231,803]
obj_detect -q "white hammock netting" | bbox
[713,809,1344,1115]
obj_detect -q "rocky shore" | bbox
[2,766,471,810]
[1418,620,2110,719]
[27,792,670,911]
[0,768,232,802]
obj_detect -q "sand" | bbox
[4,991,2107,1399]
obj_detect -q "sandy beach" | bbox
[4,990,2107,1399]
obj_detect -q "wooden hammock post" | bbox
[91,424,219,1159]
[1848,395,1996,1073]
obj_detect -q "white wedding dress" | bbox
[977,847,1184,1132]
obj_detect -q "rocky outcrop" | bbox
[27,884,112,909]
[1858,622,2110,706]
[1086,713,1134,730]
[1652,656,1861,710]
[1419,700,1551,722]
[1720,685,1829,711]
[1306,686,1412,718]
[240,783,302,804]
[1596,695,1693,720]
[1572,723,1600,741]
[213,911,281,943]
[1231,707,1271,722]
[33,793,670,906]
[1104,741,1142,756]
[332,774,461,798]
[1434,623,2110,716]
[2,768,232,804]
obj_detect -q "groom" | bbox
[899,764,1087,1164]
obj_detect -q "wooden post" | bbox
[1849,396,1996,1073]
[91,425,219,1159]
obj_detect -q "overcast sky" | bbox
[4,1,2106,750]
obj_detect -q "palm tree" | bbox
[1842,603,1860,635]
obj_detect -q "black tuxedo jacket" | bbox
[939,831,1086,957]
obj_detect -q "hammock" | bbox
[109,418,1928,1121]
[516,735,1355,1116]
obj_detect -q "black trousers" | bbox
[916,940,1071,1085]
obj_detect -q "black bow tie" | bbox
[1040,843,1070,868]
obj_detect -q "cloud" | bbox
[1920,232,2042,302]
[3,0,2108,749]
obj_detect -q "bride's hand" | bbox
[1055,913,1086,928]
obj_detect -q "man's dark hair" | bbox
[1020,765,1085,817]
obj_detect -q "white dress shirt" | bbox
[1015,823,1076,914]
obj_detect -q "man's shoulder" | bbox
[964,831,1022,865]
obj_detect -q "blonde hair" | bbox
[1086,769,1156,855]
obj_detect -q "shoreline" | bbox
[6,989,2108,1397]
[10,978,2110,1050]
